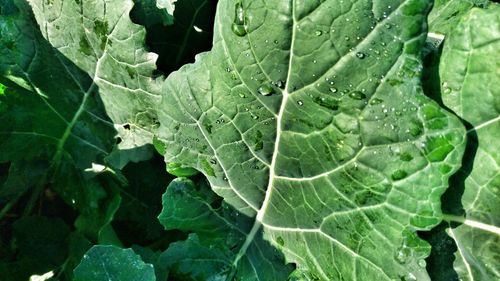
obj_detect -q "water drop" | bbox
[297,100,304,106]
[370,98,383,105]
[315,30,323,36]
[209,159,217,165]
[258,83,274,96]
[356,52,366,59]
[385,23,392,29]
[348,91,366,100]
[418,259,426,268]
[395,246,411,264]
[238,93,246,98]
[329,87,338,93]
[402,273,417,281]
[232,23,247,36]
[276,236,285,246]
[273,80,285,89]
[231,3,247,36]
[391,170,408,181]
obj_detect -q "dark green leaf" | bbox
[74,245,156,281]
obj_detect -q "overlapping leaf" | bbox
[439,5,500,280]
[158,178,293,280]
[155,0,467,279]
[0,0,121,240]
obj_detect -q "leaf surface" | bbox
[158,178,293,280]
[74,245,156,281]
[28,0,162,150]
[0,0,121,239]
[156,0,467,279]
[439,5,500,281]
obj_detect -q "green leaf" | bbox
[157,0,178,16]
[74,245,156,281]
[0,0,121,239]
[158,178,293,280]
[427,0,490,35]
[27,0,162,150]
[155,0,467,279]
[439,5,500,281]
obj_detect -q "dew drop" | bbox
[356,52,366,59]
[209,159,217,165]
[232,23,247,36]
[391,169,408,181]
[273,80,285,89]
[231,3,247,36]
[297,100,304,106]
[348,91,366,100]
[394,246,411,264]
[370,98,383,105]
[258,83,274,96]
[418,259,426,268]
[276,236,285,246]
[402,273,417,281]
[315,30,323,36]
[329,87,338,93]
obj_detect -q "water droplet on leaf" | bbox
[276,236,285,246]
[258,83,274,96]
[356,52,366,59]
[349,91,366,100]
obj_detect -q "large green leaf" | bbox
[439,5,500,281]
[427,0,490,35]
[0,0,122,239]
[74,245,156,281]
[27,0,162,150]
[155,0,466,279]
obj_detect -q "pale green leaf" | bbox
[28,0,162,150]
[440,5,500,281]
[155,0,467,279]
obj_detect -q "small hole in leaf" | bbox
[123,124,131,130]
[115,137,122,144]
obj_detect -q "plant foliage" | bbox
[0,0,498,280]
